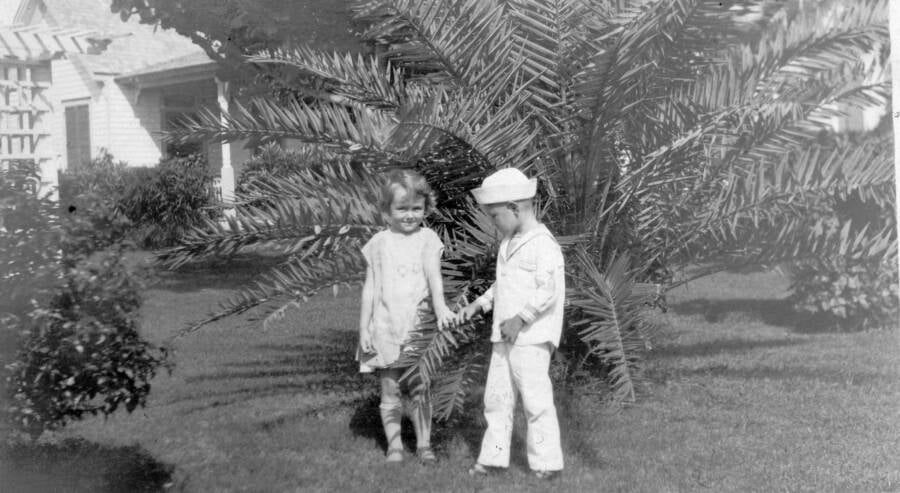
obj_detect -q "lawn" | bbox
[3,258,899,492]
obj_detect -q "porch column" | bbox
[216,77,236,218]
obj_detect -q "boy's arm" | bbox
[474,283,495,312]
[516,238,563,324]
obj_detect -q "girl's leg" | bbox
[409,385,433,451]
[379,368,404,460]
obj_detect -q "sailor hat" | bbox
[471,168,537,204]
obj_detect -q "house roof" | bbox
[14,0,211,77]
[9,0,365,82]
[114,51,218,87]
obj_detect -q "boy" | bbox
[457,168,565,480]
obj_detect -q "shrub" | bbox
[58,151,130,203]
[58,151,135,254]
[119,154,218,248]
[1,161,62,319]
[5,247,168,438]
[58,151,219,249]
[789,257,899,331]
[3,159,169,439]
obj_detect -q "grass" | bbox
[3,260,899,492]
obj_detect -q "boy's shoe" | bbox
[386,448,404,463]
[533,469,562,481]
[416,446,437,464]
[467,463,505,476]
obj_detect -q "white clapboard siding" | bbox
[95,80,162,167]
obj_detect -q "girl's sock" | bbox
[379,402,403,452]
[410,397,432,449]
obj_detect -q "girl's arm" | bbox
[424,244,454,330]
[359,264,375,352]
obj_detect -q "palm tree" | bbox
[160,0,892,414]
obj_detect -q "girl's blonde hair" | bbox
[380,169,437,213]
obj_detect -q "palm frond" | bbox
[503,0,606,112]
[567,248,655,403]
[430,349,488,420]
[670,138,896,268]
[249,46,408,110]
[359,0,515,91]
[389,84,542,170]
[751,0,887,96]
[159,163,383,268]
[167,96,401,165]
[171,249,367,339]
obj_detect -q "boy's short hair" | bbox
[380,169,437,213]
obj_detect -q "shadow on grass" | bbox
[347,390,580,471]
[150,255,287,293]
[674,365,891,385]
[670,298,798,326]
[163,332,364,414]
[652,338,807,359]
[1,438,174,493]
[669,298,874,334]
[346,392,503,463]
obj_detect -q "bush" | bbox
[58,151,135,254]
[789,257,899,331]
[119,154,218,248]
[1,161,63,319]
[3,159,169,439]
[59,151,219,249]
[5,247,168,438]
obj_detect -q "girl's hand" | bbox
[434,304,456,331]
[456,303,480,325]
[359,327,375,354]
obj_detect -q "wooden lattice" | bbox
[0,24,95,193]
[0,61,51,167]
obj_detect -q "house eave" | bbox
[114,62,218,89]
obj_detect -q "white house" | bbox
[0,0,252,201]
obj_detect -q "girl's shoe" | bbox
[386,448,404,463]
[416,446,437,464]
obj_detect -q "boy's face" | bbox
[482,202,520,236]
[387,187,426,234]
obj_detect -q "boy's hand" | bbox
[500,316,525,343]
[434,304,456,331]
[456,303,481,325]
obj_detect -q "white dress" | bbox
[358,227,443,372]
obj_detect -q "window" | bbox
[64,104,90,170]
[162,94,212,158]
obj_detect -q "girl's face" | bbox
[387,187,426,234]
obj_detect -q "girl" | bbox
[358,169,455,463]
